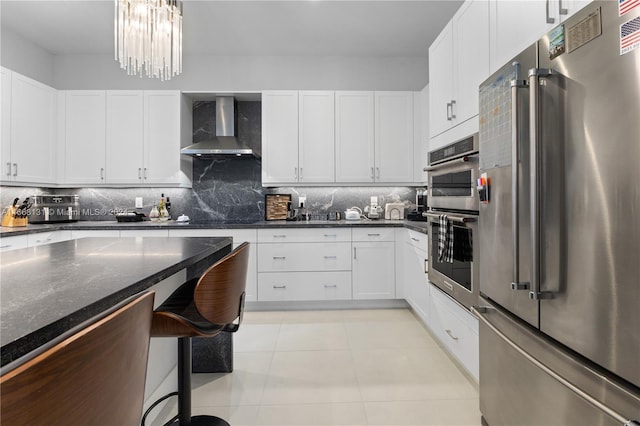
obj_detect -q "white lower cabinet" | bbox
[27,230,72,247]
[0,234,28,252]
[352,227,396,300]
[70,230,120,239]
[258,271,351,301]
[168,229,257,302]
[119,230,169,237]
[403,229,430,325]
[429,285,479,381]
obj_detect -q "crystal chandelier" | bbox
[114,0,183,81]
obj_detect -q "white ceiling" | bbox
[0,0,463,58]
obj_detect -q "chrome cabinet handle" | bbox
[294,167,298,180]
[445,329,459,341]
[446,102,452,121]
[353,247,357,259]
[511,66,529,291]
[424,259,429,274]
[6,162,10,177]
[368,233,381,237]
[143,167,147,180]
[299,167,303,180]
[0,244,12,249]
[138,168,142,180]
[100,167,104,181]
[410,237,420,242]
[13,163,17,177]
[36,238,52,243]
[528,68,554,300]
[324,234,337,238]
[273,234,287,238]
[323,255,337,259]
[558,0,568,16]
[272,256,286,260]
[371,167,375,180]
[324,284,337,288]
[273,285,286,289]
[450,100,456,119]
[546,0,555,23]
[376,167,380,179]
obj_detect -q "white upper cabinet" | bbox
[335,91,375,183]
[63,90,186,186]
[489,0,593,73]
[144,91,183,185]
[4,72,56,184]
[374,91,414,183]
[429,0,490,139]
[63,91,106,184]
[298,91,335,183]
[1,67,12,180]
[106,91,144,184]
[261,91,299,184]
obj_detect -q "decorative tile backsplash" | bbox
[0,100,420,223]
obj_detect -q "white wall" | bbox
[52,54,428,91]
[0,27,55,86]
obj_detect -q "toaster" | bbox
[27,195,80,223]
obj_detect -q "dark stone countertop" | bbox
[1,219,428,236]
[0,236,232,368]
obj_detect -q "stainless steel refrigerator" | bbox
[476,1,640,425]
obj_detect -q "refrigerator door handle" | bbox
[528,68,554,300]
[511,72,529,291]
[472,306,637,426]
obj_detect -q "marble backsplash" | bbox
[1,99,421,223]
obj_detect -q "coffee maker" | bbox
[407,188,427,221]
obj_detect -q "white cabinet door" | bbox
[374,92,413,183]
[490,0,556,73]
[453,0,490,125]
[335,91,375,183]
[352,241,396,299]
[413,87,429,184]
[106,91,144,184]
[64,91,106,184]
[10,73,56,183]
[262,91,299,184]
[144,91,181,184]
[1,67,11,180]
[298,91,335,183]
[403,230,430,324]
[429,22,454,138]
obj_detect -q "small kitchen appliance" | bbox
[26,195,79,223]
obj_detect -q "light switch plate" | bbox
[135,197,143,208]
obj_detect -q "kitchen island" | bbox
[0,236,232,368]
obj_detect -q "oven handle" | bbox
[423,212,477,223]
[423,153,478,172]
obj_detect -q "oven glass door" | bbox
[430,221,473,291]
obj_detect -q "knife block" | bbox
[1,206,28,227]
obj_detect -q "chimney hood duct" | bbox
[181,96,260,158]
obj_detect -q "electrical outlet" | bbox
[299,195,307,207]
[135,197,143,208]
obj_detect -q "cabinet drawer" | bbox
[0,235,28,252]
[168,228,257,243]
[70,230,120,239]
[352,227,395,242]
[257,227,350,243]
[429,286,479,380]
[406,229,428,251]
[27,230,72,246]
[258,242,351,272]
[119,230,169,237]
[258,271,351,301]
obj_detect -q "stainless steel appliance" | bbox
[424,135,479,310]
[476,2,640,424]
[26,195,79,223]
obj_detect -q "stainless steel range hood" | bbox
[181,96,260,157]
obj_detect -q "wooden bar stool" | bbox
[0,291,155,426]
[149,241,250,426]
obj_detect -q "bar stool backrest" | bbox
[194,241,250,329]
[0,291,155,426]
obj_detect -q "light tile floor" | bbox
[151,309,481,426]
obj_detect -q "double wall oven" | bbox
[424,134,479,310]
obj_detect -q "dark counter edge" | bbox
[0,237,232,369]
[1,219,428,236]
